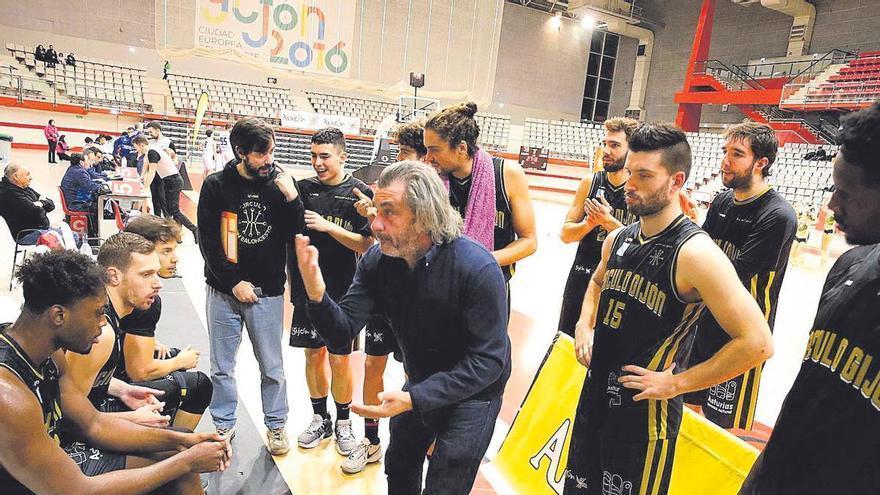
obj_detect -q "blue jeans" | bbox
[206,285,288,430]
[385,395,502,495]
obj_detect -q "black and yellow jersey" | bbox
[0,325,63,495]
[741,243,880,494]
[449,156,515,280]
[687,187,795,429]
[587,214,706,442]
[572,171,635,275]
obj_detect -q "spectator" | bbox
[60,152,101,235]
[45,44,58,67]
[163,60,170,80]
[44,119,59,164]
[66,52,76,66]
[0,163,61,245]
[56,135,71,161]
[95,134,114,156]
[34,44,46,62]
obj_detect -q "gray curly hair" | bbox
[377,160,462,245]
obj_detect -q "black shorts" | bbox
[795,236,807,243]
[824,229,834,235]
[564,374,678,495]
[364,314,400,357]
[558,262,594,337]
[289,305,353,355]
[63,441,127,477]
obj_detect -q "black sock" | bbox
[364,418,380,445]
[335,401,351,421]
[311,396,329,419]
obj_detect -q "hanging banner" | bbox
[195,0,355,77]
[280,109,360,135]
[486,334,760,495]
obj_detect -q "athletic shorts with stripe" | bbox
[564,371,679,495]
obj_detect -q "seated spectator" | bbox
[45,44,58,67]
[0,163,60,244]
[66,52,76,66]
[34,44,45,62]
[56,135,71,161]
[113,130,132,167]
[60,153,101,234]
[89,147,116,173]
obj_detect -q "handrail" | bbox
[695,59,766,91]
[787,49,857,83]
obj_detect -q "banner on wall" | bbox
[194,0,355,77]
[280,109,360,135]
[486,334,760,495]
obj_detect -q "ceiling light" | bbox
[581,15,595,29]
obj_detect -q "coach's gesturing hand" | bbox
[295,234,326,303]
[352,390,413,418]
[353,188,376,220]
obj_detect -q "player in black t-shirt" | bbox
[564,124,773,495]
[740,103,880,495]
[344,121,423,474]
[684,122,796,430]
[559,118,639,337]
[287,129,375,460]
[120,215,213,431]
[0,251,230,495]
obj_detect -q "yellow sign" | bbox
[488,334,760,494]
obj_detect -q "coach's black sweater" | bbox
[197,161,304,297]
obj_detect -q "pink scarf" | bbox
[443,148,495,251]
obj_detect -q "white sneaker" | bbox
[334,419,358,455]
[341,438,383,474]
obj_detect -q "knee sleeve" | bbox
[133,377,181,416]
[172,370,212,414]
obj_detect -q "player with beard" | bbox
[558,117,639,337]
[287,128,373,462]
[197,117,303,456]
[684,122,796,430]
[564,123,773,495]
[0,250,231,494]
[739,102,880,495]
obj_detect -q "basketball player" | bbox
[118,216,214,431]
[739,102,880,495]
[565,123,773,495]
[344,120,424,474]
[685,122,796,430]
[65,233,212,431]
[789,203,814,267]
[820,202,835,262]
[0,251,230,494]
[288,128,372,458]
[558,117,639,337]
[423,102,537,286]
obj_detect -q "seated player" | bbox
[117,215,212,431]
[65,233,211,430]
[0,250,230,494]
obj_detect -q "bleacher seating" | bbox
[5,43,149,112]
[769,143,835,207]
[796,51,880,109]
[474,113,511,152]
[523,118,604,160]
[167,73,294,124]
[305,91,398,135]
[152,119,396,172]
